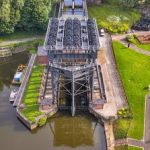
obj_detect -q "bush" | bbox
[126,34,140,45]
[113,119,130,139]
[117,108,132,119]
[88,4,141,33]
[38,116,47,127]
[100,21,129,33]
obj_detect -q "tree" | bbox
[0,0,11,34]
[120,0,139,7]
[18,0,51,32]
[0,0,24,34]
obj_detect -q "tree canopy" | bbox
[0,0,24,34]
[0,0,51,34]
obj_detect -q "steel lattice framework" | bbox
[43,0,106,116]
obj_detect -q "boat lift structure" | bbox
[43,0,106,116]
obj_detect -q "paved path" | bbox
[144,93,150,150]
[112,31,150,41]
[13,54,36,107]
[118,39,150,56]
[0,36,44,47]
[99,33,127,109]
[112,31,150,56]
[127,138,145,148]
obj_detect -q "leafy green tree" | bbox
[0,0,11,34]
[106,0,140,7]
[18,0,51,32]
[0,0,24,34]
[145,0,150,4]
[124,0,139,7]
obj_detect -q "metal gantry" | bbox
[43,0,106,116]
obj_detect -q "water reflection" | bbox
[48,112,107,150]
[0,52,29,91]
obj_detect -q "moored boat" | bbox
[12,64,26,85]
[9,89,18,102]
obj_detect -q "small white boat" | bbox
[9,89,18,102]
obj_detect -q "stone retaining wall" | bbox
[104,122,115,150]
[16,109,37,130]
[0,48,12,57]
[16,106,58,130]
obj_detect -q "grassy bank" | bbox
[88,4,140,33]
[12,39,44,54]
[113,41,150,139]
[115,145,142,150]
[128,146,142,150]
[21,65,44,123]
[1,39,44,54]
[0,31,44,42]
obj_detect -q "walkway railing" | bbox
[13,54,36,107]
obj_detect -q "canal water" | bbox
[0,52,106,150]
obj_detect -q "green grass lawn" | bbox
[115,145,128,150]
[88,4,140,33]
[21,65,44,123]
[115,145,142,150]
[137,44,150,52]
[128,146,142,150]
[113,41,150,140]
[126,35,150,52]
[3,39,44,54]
[0,31,44,42]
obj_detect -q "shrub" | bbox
[126,34,140,45]
[88,4,141,33]
[117,108,132,119]
[38,116,47,127]
[113,119,130,139]
[100,21,129,33]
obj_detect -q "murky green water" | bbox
[0,52,106,150]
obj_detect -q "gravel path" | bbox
[144,93,150,150]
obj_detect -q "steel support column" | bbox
[51,69,55,104]
[71,73,75,116]
[91,70,94,103]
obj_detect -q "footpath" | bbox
[112,31,150,56]
[13,54,36,107]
